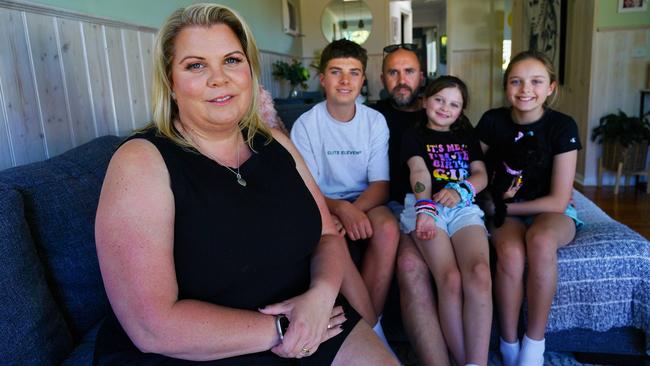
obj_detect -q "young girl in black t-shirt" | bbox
[476,50,582,366]
[400,76,491,366]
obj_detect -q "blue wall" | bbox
[25,0,301,55]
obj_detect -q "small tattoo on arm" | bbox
[414,182,425,193]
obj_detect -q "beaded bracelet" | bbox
[445,181,475,207]
[415,198,435,206]
[416,210,438,221]
[415,199,439,221]
[445,182,469,206]
[458,180,476,199]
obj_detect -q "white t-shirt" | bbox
[290,101,390,200]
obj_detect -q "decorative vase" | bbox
[289,86,299,98]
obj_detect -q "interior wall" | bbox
[596,0,650,29]
[554,0,595,185]
[412,0,446,77]
[587,27,650,186]
[0,3,156,170]
[447,0,503,124]
[18,0,302,56]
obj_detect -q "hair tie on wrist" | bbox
[445,181,476,207]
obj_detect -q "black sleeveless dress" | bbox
[94,128,361,365]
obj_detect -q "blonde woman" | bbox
[94,4,396,365]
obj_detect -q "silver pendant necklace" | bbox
[183,125,247,187]
[221,147,247,187]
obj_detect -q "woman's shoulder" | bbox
[111,127,182,177]
[113,133,165,169]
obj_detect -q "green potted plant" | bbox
[272,59,310,98]
[592,110,650,190]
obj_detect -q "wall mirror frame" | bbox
[321,0,372,45]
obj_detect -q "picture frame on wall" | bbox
[282,0,300,36]
[618,0,647,12]
[524,0,567,84]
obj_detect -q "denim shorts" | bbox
[399,193,486,237]
[517,203,584,229]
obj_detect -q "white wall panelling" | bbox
[0,7,46,167]
[0,1,156,170]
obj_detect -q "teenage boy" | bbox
[290,39,399,343]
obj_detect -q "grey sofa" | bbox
[0,131,648,365]
[0,136,121,365]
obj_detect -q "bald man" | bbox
[372,45,451,366]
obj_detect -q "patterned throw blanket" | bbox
[546,190,650,354]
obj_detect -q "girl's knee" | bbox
[438,268,462,296]
[465,261,492,293]
[496,247,525,279]
[526,235,557,265]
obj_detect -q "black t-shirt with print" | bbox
[372,99,427,202]
[401,125,484,194]
[475,107,582,201]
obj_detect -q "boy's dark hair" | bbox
[319,39,368,73]
[422,75,473,138]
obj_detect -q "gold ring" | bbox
[301,347,310,354]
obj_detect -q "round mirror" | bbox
[321,0,372,45]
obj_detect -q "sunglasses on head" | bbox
[383,43,418,54]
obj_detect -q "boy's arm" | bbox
[352,180,389,212]
[325,197,372,241]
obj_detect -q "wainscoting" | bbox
[0,0,296,171]
[448,48,493,124]
[0,1,156,170]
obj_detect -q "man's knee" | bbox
[396,243,428,284]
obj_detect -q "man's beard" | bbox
[390,84,420,108]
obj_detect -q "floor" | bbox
[576,183,650,240]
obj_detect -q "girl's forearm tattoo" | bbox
[414,181,425,193]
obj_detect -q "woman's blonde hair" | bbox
[150,3,271,147]
[503,50,560,107]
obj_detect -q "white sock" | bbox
[499,337,520,366]
[372,318,388,344]
[518,334,545,366]
[372,316,400,362]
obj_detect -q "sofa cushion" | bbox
[0,135,123,340]
[0,184,73,364]
[60,321,101,366]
